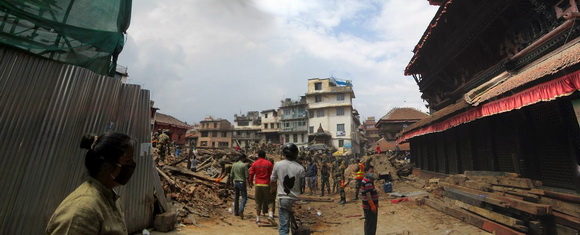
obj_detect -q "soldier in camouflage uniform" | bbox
[332,160,343,194]
[320,160,331,196]
[157,131,170,161]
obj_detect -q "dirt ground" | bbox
[150,180,491,235]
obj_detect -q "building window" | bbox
[300,134,304,143]
[309,111,314,118]
[315,95,322,102]
[338,140,344,147]
[213,123,217,128]
[337,94,345,101]
[293,134,298,142]
[309,126,314,134]
[284,109,291,115]
[200,141,207,146]
[222,132,227,137]
[285,134,290,142]
[298,121,305,126]
[336,108,344,116]
[201,131,208,137]
[337,124,345,136]
[314,82,322,90]
[212,142,216,147]
[264,124,268,129]
[284,122,290,127]
[212,132,217,137]
[317,110,324,117]
[277,123,280,128]
[265,113,268,118]
[218,142,229,147]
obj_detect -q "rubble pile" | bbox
[154,149,240,225]
[156,165,228,225]
[422,171,580,234]
[154,147,284,226]
[360,153,414,181]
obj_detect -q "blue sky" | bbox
[118,0,439,124]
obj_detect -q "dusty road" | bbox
[150,180,490,235]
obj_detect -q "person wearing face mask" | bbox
[360,165,378,235]
[46,132,136,235]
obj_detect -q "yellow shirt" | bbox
[46,177,127,235]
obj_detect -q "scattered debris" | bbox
[421,171,580,234]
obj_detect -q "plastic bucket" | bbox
[383,182,393,193]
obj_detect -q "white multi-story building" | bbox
[306,78,361,155]
[260,109,280,144]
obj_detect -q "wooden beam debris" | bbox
[424,198,526,235]
[445,198,528,232]
[421,171,580,234]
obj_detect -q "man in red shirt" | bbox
[249,150,274,224]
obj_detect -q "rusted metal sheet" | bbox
[0,46,162,234]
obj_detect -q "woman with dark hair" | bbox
[46,132,136,235]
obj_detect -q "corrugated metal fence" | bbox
[0,46,163,234]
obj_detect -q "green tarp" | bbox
[0,0,132,76]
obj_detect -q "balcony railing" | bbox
[281,113,307,120]
[280,126,308,132]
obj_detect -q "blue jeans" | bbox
[278,198,295,235]
[234,181,247,215]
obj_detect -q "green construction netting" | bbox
[0,0,132,76]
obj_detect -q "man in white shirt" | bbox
[270,143,306,235]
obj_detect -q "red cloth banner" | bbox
[399,70,580,143]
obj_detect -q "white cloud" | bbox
[119,0,438,124]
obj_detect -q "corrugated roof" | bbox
[155,113,192,129]
[379,107,429,121]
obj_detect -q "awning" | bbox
[398,69,580,143]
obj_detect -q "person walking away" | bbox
[262,157,277,217]
[189,154,198,172]
[361,165,378,235]
[249,150,274,224]
[320,160,330,196]
[270,143,306,235]
[47,132,136,234]
[306,160,317,195]
[353,160,365,200]
[229,153,251,219]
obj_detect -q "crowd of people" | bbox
[228,143,380,235]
